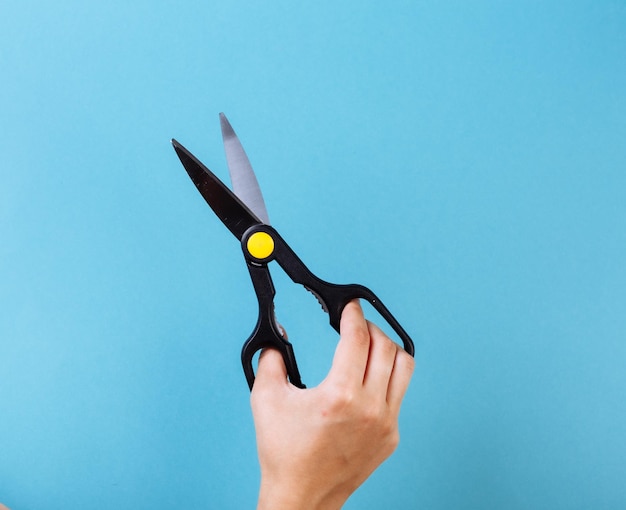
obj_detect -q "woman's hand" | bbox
[251,300,415,510]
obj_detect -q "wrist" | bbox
[257,476,346,510]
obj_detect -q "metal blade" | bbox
[220,113,270,225]
[172,139,262,241]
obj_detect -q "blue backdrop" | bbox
[1,1,625,508]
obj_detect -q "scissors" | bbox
[172,114,414,390]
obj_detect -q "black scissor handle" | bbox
[243,225,414,356]
[241,225,415,390]
[241,260,305,391]
[302,281,415,357]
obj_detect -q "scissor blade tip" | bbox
[220,113,235,136]
[171,139,186,152]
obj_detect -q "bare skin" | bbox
[252,300,415,510]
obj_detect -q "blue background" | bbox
[1,1,625,508]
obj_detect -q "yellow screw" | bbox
[246,231,275,260]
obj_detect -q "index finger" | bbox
[327,300,370,387]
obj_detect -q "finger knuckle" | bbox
[352,326,370,348]
[361,403,388,428]
[379,336,398,356]
[329,386,357,411]
[367,412,399,456]
[385,429,401,455]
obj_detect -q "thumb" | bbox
[254,348,289,388]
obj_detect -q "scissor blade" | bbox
[220,113,271,225]
[172,139,262,241]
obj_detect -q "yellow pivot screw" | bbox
[246,231,275,260]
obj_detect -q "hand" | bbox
[251,300,415,510]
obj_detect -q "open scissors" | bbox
[172,114,414,390]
